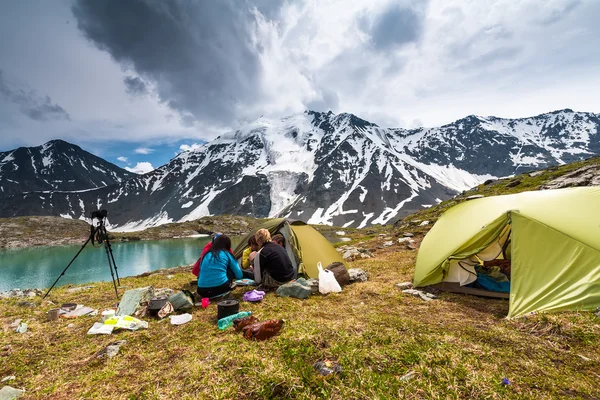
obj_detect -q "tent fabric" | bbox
[233,219,344,279]
[414,186,600,318]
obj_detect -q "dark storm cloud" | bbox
[71,0,261,125]
[0,70,70,121]
[123,76,148,96]
[370,4,423,49]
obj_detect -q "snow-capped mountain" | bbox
[0,139,133,195]
[0,109,598,229]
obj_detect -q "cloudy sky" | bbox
[1,0,599,171]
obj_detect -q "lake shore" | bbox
[0,215,269,250]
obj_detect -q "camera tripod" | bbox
[43,210,121,300]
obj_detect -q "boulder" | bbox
[348,268,368,283]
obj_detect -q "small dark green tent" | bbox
[233,218,344,278]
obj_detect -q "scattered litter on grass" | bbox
[399,371,416,381]
[578,354,591,362]
[97,340,126,359]
[502,377,510,385]
[8,320,21,330]
[87,323,115,335]
[66,286,95,293]
[313,359,342,376]
[103,315,148,331]
[0,385,25,399]
[0,376,15,383]
[233,279,256,286]
[402,289,437,301]
[396,282,413,290]
[170,313,192,325]
[61,306,97,318]
[15,323,27,334]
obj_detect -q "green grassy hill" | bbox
[1,158,599,399]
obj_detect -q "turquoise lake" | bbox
[0,237,215,292]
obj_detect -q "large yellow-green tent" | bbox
[414,187,600,318]
[233,218,344,278]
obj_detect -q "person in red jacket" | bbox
[192,233,233,277]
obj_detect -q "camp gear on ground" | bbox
[325,262,350,287]
[148,296,168,312]
[217,311,252,330]
[318,263,342,294]
[168,291,194,310]
[87,322,115,335]
[217,299,240,320]
[275,279,312,299]
[233,278,256,286]
[61,303,77,311]
[347,268,368,283]
[414,186,600,318]
[61,306,97,318]
[233,219,345,279]
[233,315,258,331]
[243,290,265,302]
[170,313,192,325]
[101,309,116,321]
[47,308,60,321]
[103,315,148,331]
[201,298,210,308]
[242,319,284,340]
[157,302,174,319]
[117,287,153,316]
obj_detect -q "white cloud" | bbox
[134,147,154,155]
[179,143,204,152]
[116,156,128,162]
[124,162,154,174]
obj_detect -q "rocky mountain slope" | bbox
[0,109,599,229]
[0,139,133,195]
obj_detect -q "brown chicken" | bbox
[232,315,258,332]
[241,319,285,341]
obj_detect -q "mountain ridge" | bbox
[0,108,598,230]
[0,139,133,196]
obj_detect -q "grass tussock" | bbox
[1,242,599,399]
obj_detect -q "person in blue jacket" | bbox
[197,234,242,298]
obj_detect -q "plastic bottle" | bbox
[217,311,251,330]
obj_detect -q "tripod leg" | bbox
[105,236,120,286]
[103,242,119,299]
[43,234,93,300]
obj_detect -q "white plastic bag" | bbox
[318,262,342,294]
